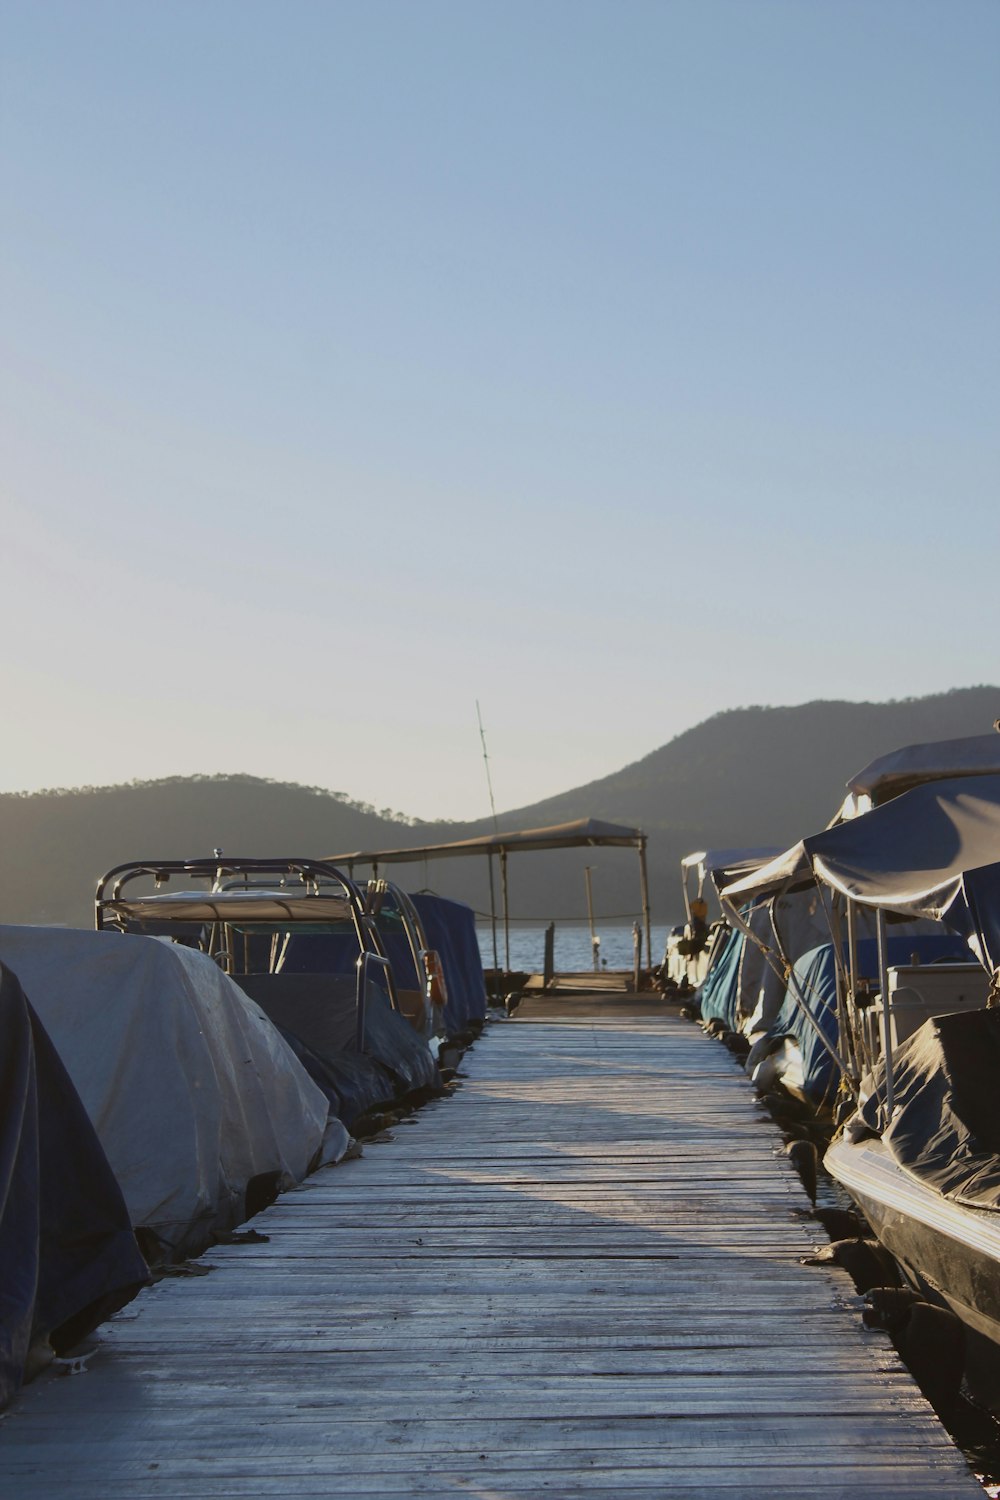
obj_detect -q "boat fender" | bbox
[812,1206,867,1241]
[785,1139,818,1205]
[863,1286,923,1333]
[722,1030,750,1059]
[805,1237,901,1292]
[745,1033,787,1073]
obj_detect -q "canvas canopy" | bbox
[837,733,1000,820]
[329,818,652,975]
[681,847,784,895]
[101,888,354,926]
[719,775,1000,973]
[328,818,647,866]
[681,847,782,875]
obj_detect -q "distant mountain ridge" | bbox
[2,686,997,930]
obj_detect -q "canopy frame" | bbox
[327,818,653,989]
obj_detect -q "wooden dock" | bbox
[0,1010,985,1497]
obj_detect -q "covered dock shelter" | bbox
[327,817,652,986]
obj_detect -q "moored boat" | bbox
[720,769,1000,1404]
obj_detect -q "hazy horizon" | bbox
[4,684,997,827]
[3,2,997,819]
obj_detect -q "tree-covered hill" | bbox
[2,686,997,930]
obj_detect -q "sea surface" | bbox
[476,920,675,973]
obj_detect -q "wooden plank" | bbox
[0,1013,983,1498]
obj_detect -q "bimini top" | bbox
[101,888,356,926]
[328,818,647,866]
[719,775,1000,969]
[681,847,783,891]
[837,733,1000,820]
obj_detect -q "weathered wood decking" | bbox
[0,1011,985,1497]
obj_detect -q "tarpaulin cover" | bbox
[719,777,1000,974]
[0,963,148,1408]
[682,848,783,874]
[277,932,359,976]
[697,927,743,1028]
[681,848,784,895]
[361,986,440,1093]
[742,891,832,1033]
[276,933,440,1093]
[858,1008,1000,1212]
[699,891,829,1035]
[275,1027,398,1126]
[0,927,331,1261]
[773,935,970,1109]
[409,893,487,1033]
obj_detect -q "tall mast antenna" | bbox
[476,700,499,834]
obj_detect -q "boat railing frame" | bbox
[355,950,394,1051]
[95,853,403,1041]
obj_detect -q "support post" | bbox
[843,896,862,1082]
[876,907,895,1124]
[500,848,510,972]
[632,921,642,992]
[638,839,652,982]
[584,865,599,972]
[486,853,501,1001]
[543,922,555,988]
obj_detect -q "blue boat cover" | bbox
[774,934,970,1108]
[697,927,744,1028]
[0,963,148,1409]
[721,778,1000,980]
[276,1025,398,1126]
[276,936,439,1109]
[408,893,487,1033]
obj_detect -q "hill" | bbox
[2,686,997,932]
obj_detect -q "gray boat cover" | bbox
[840,733,1000,818]
[0,927,333,1260]
[681,848,783,894]
[0,963,148,1407]
[856,1008,1000,1212]
[720,775,1000,971]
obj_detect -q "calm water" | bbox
[476,921,675,973]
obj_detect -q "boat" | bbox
[95,854,446,1126]
[660,847,781,996]
[0,920,337,1266]
[714,734,1000,1112]
[328,817,655,998]
[0,959,149,1408]
[719,770,1000,1404]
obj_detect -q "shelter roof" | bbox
[327,817,647,866]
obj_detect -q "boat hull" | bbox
[826,1134,1000,1405]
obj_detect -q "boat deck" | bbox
[1,1009,984,1497]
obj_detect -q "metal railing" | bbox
[356,951,395,1051]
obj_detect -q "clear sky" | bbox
[2,1,997,820]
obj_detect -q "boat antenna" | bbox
[477,701,503,997]
[476,700,499,834]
